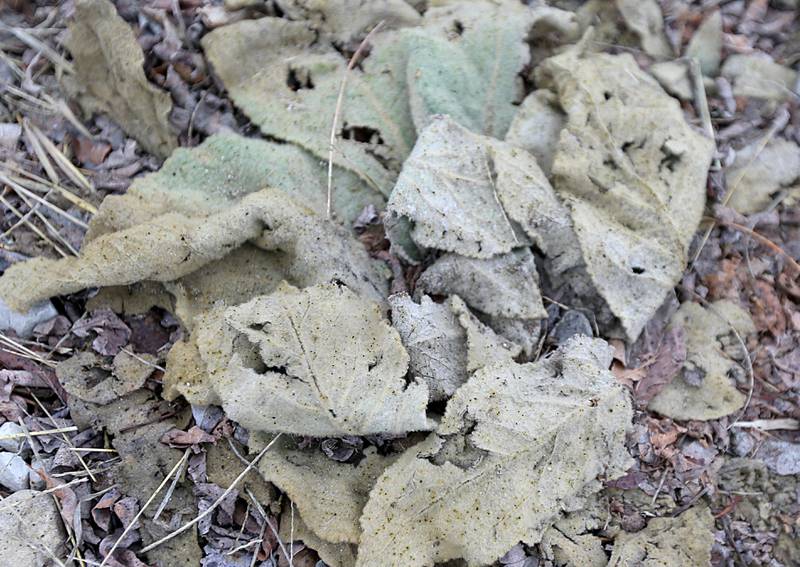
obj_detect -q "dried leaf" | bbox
[721,54,799,101]
[202,18,415,193]
[634,325,687,405]
[505,89,565,175]
[357,337,633,566]
[417,248,546,320]
[648,300,754,421]
[725,138,800,215]
[608,507,714,566]
[538,46,714,340]
[56,351,155,405]
[70,308,131,356]
[0,189,388,319]
[387,116,532,259]
[275,0,420,45]
[449,295,521,372]
[192,283,432,436]
[389,293,468,401]
[277,500,357,567]
[160,426,216,448]
[65,0,176,157]
[256,435,397,544]
[616,0,671,58]
[405,0,534,137]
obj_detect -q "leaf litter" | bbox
[1,0,796,565]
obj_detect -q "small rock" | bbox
[550,310,593,345]
[0,452,29,491]
[0,298,57,339]
[0,490,66,567]
[0,422,26,453]
[757,440,800,476]
[730,429,755,457]
[28,459,49,490]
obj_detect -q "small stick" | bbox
[326,21,385,219]
[139,433,283,554]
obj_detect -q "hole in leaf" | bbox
[341,124,384,145]
[631,266,645,274]
[286,67,314,91]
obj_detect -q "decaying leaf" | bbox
[190,283,432,436]
[0,188,388,322]
[89,131,383,236]
[449,295,521,372]
[256,435,397,545]
[65,0,176,157]
[57,350,155,405]
[648,61,692,101]
[417,248,546,321]
[278,499,357,567]
[608,507,715,566]
[615,0,672,58]
[357,337,632,566]
[726,137,800,215]
[540,503,608,567]
[404,0,535,137]
[389,294,468,401]
[274,0,421,45]
[648,300,755,421]
[721,53,799,101]
[202,17,415,193]
[505,89,566,175]
[388,116,545,259]
[686,9,723,76]
[538,45,714,340]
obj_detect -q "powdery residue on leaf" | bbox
[648,300,755,421]
[192,283,432,437]
[608,507,715,566]
[389,293,468,401]
[357,336,632,567]
[65,0,176,158]
[539,46,715,340]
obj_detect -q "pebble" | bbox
[0,422,27,453]
[0,298,57,339]
[0,490,65,567]
[0,452,29,491]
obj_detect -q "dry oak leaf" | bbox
[193,282,432,437]
[357,336,633,567]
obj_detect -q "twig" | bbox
[0,425,77,440]
[326,21,385,219]
[139,433,283,554]
[153,448,190,521]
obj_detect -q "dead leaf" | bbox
[191,283,432,436]
[389,293,468,401]
[357,337,633,566]
[538,44,715,340]
[56,351,155,405]
[751,278,787,337]
[616,0,672,58]
[65,0,177,157]
[725,138,800,214]
[649,301,754,421]
[634,326,687,405]
[71,308,131,356]
[160,426,216,449]
[608,507,715,566]
[721,53,799,101]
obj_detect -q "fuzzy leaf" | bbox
[65,0,176,157]
[195,283,432,436]
[539,47,714,340]
[389,294,468,401]
[608,507,715,566]
[357,337,633,567]
[256,436,396,545]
